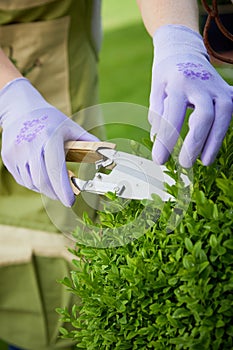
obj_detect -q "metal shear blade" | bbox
[66,142,177,201]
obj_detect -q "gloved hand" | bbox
[149,25,233,168]
[0,78,98,206]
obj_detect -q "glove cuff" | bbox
[0,77,51,125]
[153,25,209,63]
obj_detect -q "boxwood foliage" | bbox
[58,126,233,350]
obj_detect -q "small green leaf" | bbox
[216,319,225,328]
[155,315,167,326]
[193,241,202,258]
[209,234,218,248]
[59,327,69,336]
[184,237,193,252]
[175,247,182,261]
[223,239,233,250]
[172,308,190,319]
[183,255,195,269]
[218,300,232,313]
[79,248,96,258]
[198,261,209,274]
[149,303,161,314]
[137,327,149,335]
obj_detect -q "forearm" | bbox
[0,49,22,89]
[136,0,199,36]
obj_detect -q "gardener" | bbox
[0,1,232,350]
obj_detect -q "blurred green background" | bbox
[99,0,152,106]
[98,0,153,142]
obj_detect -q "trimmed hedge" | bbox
[58,126,233,349]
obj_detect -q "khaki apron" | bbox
[0,0,102,348]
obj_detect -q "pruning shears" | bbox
[65,141,178,201]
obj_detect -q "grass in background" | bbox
[101,0,142,31]
[99,0,153,107]
[98,0,153,140]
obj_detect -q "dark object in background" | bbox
[200,12,233,52]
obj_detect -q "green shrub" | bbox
[58,127,233,349]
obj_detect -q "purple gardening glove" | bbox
[149,25,233,168]
[0,78,98,206]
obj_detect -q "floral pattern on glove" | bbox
[15,115,48,144]
[176,62,212,80]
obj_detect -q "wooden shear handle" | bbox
[65,141,116,163]
[65,141,116,196]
